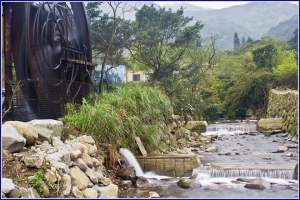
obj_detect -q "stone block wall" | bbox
[266,89,298,141]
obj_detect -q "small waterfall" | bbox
[204,123,257,135]
[120,148,144,176]
[193,169,295,179]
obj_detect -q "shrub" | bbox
[62,82,173,154]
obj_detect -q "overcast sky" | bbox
[154,1,299,9]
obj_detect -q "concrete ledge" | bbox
[136,154,200,177]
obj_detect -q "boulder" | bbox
[205,146,217,152]
[44,169,57,184]
[116,166,137,183]
[91,157,101,167]
[41,182,49,198]
[177,178,202,188]
[82,188,98,198]
[81,142,97,157]
[19,187,29,198]
[257,118,282,131]
[69,166,90,190]
[2,178,15,194]
[5,121,38,146]
[72,186,83,198]
[27,188,41,198]
[72,143,88,154]
[92,185,101,197]
[98,184,118,198]
[85,168,98,184]
[75,158,88,172]
[185,121,208,133]
[28,119,64,142]
[7,188,20,198]
[70,150,82,161]
[78,135,95,145]
[143,191,160,198]
[244,178,271,190]
[52,137,66,151]
[61,174,71,196]
[81,153,93,168]
[23,155,44,168]
[2,124,26,153]
[51,161,70,174]
[99,177,111,186]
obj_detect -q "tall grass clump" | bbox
[62,82,173,153]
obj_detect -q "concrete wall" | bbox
[136,154,199,177]
[266,89,298,141]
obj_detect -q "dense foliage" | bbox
[63,3,298,154]
[62,83,173,154]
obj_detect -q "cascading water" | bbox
[119,148,144,176]
[203,122,257,136]
[118,144,298,198]
[193,169,295,179]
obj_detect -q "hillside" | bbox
[96,2,298,50]
[263,15,298,41]
[184,2,298,49]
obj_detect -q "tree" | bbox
[127,5,204,82]
[247,37,254,43]
[288,28,298,54]
[241,37,246,44]
[234,32,240,49]
[252,44,277,70]
[87,2,133,93]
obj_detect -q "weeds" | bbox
[62,82,173,154]
[30,171,44,197]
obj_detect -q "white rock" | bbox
[52,137,66,151]
[82,188,98,198]
[5,121,38,146]
[70,150,82,161]
[72,143,88,154]
[28,119,64,140]
[72,186,83,198]
[19,187,29,198]
[85,168,98,184]
[205,146,217,152]
[51,161,70,174]
[78,135,95,145]
[2,124,26,153]
[27,188,41,198]
[2,178,15,194]
[69,166,90,190]
[98,184,119,198]
[91,157,101,167]
[61,174,71,196]
[23,155,44,168]
[44,169,57,184]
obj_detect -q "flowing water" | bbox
[119,122,299,198]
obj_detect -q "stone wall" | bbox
[266,89,298,141]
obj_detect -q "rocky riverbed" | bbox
[1,119,298,198]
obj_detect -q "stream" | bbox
[119,121,299,198]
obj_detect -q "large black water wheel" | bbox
[10,2,94,119]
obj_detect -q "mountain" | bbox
[184,2,298,50]
[263,15,298,41]
[95,2,298,50]
[159,2,214,11]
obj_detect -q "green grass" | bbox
[62,82,173,153]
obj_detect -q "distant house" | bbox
[126,70,152,82]
[94,65,152,83]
